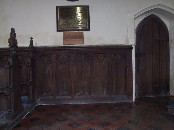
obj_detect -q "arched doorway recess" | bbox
[135,14,169,97]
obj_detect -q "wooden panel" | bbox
[0,95,9,111]
[0,45,133,103]
[35,55,53,97]
[34,46,133,103]
[0,56,9,88]
[56,55,72,97]
[70,54,90,97]
[111,54,126,95]
[136,27,146,96]
[0,68,9,87]
[0,64,10,112]
[91,54,109,96]
[145,20,153,95]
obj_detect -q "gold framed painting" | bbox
[56,5,90,31]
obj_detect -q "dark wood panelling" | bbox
[0,45,133,103]
[34,46,133,103]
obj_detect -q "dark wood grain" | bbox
[34,46,133,103]
[1,45,133,103]
[136,15,169,97]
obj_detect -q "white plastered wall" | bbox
[1,0,174,47]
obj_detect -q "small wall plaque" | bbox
[56,5,90,31]
[63,32,84,45]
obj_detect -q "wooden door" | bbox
[136,15,169,97]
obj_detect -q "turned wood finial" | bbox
[8,28,18,49]
[29,37,34,58]
[29,37,34,47]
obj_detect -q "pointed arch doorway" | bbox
[135,14,170,97]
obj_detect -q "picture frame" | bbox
[56,5,90,32]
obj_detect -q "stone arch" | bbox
[134,4,174,42]
[136,14,169,97]
[136,14,169,35]
[132,4,174,100]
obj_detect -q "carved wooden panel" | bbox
[35,55,53,97]
[19,55,29,83]
[33,46,133,102]
[91,54,109,96]
[0,46,133,103]
[111,54,126,95]
[70,54,90,97]
[56,55,72,97]
[55,54,90,97]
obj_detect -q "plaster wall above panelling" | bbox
[0,0,174,47]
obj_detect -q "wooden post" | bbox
[28,37,35,102]
[8,28,23,118]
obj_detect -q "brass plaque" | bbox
[56,6,90,31]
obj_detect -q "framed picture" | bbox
[56,5,90,31]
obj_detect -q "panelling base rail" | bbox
[37,96,133,105]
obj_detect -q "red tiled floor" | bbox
[13,97,174,130]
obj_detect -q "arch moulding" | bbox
[131,4,174,100]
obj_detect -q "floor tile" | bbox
[12,96,174,130]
